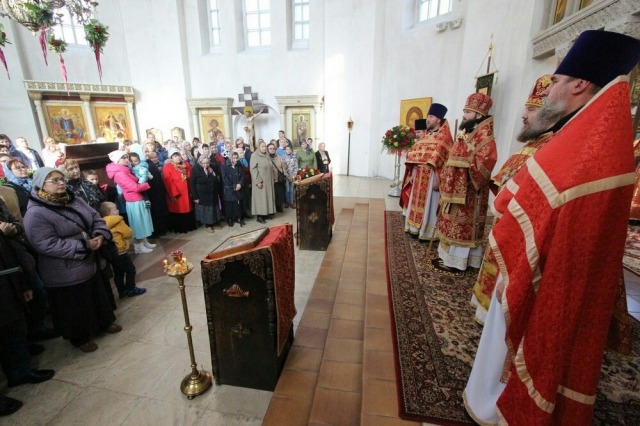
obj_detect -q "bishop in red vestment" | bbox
[437,93,497,270]
[464,30,640,425]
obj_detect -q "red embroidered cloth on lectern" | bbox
[401,120,452,230]
[490,78,636,425]
[255,224,296,355]
[437,117,497,247]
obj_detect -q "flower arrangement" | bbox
[297,166,321,181]
[23,2,56,66]
[47,34,69,93]
[381,125,416,155]
[0,24,10,79]
[84,19,109,82]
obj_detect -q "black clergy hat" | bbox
[414,119,427,130]
[555,30,640,87]
[427,103,448,120]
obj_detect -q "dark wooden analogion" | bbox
[66,142,118,185]
[295,172,334,251]
[200,225,296,391]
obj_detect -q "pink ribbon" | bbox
[0,48,9,79]
[59,54,69,95]
[39,26,48,66]
[94,42,102,83]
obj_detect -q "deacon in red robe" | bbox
[471,75,554,325]
[464,30,640,425]
[403,104,452,240]
[437,93,497,271]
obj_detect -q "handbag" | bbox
[271,159,287,184]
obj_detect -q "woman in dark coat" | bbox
[24,168,121,353]
[190,156,222,232]
[315,142,331,174]
[221,152,245,227]
[146,152,169,238]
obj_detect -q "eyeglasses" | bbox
[44,178,67,184]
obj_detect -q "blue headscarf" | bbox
[2,161,32,192]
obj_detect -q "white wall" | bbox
[0,0,559,175]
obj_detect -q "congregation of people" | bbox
[0,127,330,416]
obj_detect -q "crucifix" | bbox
[232,85,268,152]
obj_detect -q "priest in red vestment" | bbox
[471,75,554,324]
[437,93,497,271]
[464,30,640,425]
[402,104,452,240]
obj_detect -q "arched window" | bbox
[209,0,222,47]
[245,0,271,48]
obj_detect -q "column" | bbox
[124,96,139,141]
[223,109,232,142]
[314,105,324,143]
[28,92,47,148]
[190,107,201,140]
[79,94,97,141]
[279,107,286,132]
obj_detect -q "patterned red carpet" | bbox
[624,225,640,276]
[385,211,640,425]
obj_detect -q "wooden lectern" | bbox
[295,172,334,250]
[201,225,296,391]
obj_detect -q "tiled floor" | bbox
[3,174,638,425]
[0,176,402,425]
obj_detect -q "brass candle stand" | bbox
[164,250,213,399]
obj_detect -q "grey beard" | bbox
[517,122,547,142]
[530,98,568,135]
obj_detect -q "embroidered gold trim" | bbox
[554,173,636,208]
[514,341,555,414]
[557,385,596,405]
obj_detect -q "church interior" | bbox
[0,0,640,425]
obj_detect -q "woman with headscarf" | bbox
[250,140,276,224]
[60,159,106,211]
[145,151,169,238]
[236,147,253,218]
[282,145,298,209]
[106,151,156,254]
[163,149,197,233]
[267,143,286,213]
[297,139,317,170]
[190,155,222,232]
[221,151,245,227]
[24,168,121,353]
[2,160,32,216]
[315,142,332,174]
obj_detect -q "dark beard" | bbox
[459,117,480,132]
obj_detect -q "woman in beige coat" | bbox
[267,143,286,213]
[250,140,275,224]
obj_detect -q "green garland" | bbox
[84,19,109,52]
[47,34,67,54]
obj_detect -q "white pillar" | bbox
[28,92,48,148]
[124,96,139,141]
[314,105,324,142]
[191,108,201,140]
[223,111,232,141]
[79,94,97,141]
